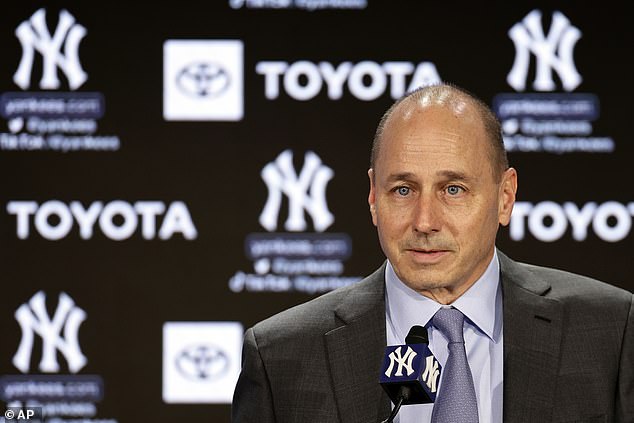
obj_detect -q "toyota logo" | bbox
[175,344,229,381]
[176,62,231,98]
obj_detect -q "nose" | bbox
[412,193,442,234]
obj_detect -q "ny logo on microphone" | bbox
[421,355,440,393]
[380,328,442,405]
[384,346,418,377]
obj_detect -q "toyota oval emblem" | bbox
[176,62,231,98]
[175,344,229,381]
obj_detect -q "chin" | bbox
[399,270,451,292]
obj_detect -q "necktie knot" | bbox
[432,307,466,344]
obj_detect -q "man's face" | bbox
[368,102,516,300]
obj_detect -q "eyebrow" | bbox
[437,170,472,182]
[386,172,416,182]
[386,170,473,183]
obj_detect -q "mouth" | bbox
[405,248,450,264]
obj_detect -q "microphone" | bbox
[379,325,441,423]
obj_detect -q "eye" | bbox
[396,186,410,196]
[446,185,464,195]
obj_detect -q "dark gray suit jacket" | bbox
[232,252,633,422]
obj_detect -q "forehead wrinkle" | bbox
[389,137,486,183]
[397,147,455,164]
[395,133,463,159]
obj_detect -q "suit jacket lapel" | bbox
[325,264,391,423]
[324,253,564,423]
[499,252,564,422]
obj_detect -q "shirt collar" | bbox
[385,249,502,343]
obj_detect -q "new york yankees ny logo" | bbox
[507,9,582,92]
[259,149,334,232]
[13,291,87,373]
[14,8,88,90]
[384,346,417,378]
[421,355,440,393]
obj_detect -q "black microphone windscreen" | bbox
[405,325,428,345]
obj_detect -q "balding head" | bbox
[371,84,508,180]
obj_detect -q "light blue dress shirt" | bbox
[385,250,503,423]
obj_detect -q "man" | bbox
[232,84,633,423]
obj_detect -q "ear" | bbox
[498,167,517,226]
[368,168,378,226]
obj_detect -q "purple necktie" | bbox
[430,308,479,423]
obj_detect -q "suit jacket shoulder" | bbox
[233,264,390,423]
[253,264,385,345]
[503,253,631,302]
[499,252,633,423]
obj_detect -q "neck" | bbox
[417,282,477,305]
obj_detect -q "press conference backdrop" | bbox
[0,1,631,422]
